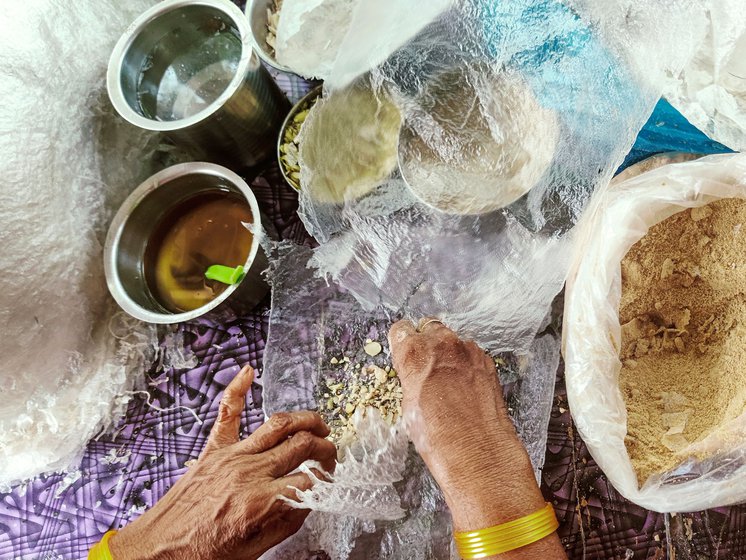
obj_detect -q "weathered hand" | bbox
[109,365,336,560]
[388,320,546,532]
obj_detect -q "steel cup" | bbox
[104,162,270,324]
[107,0,289,168]
[245,0,295,73]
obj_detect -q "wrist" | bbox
[422,417,525,489]
[427,434,546,531]
[108,524,146,560]
[109,518,169,560]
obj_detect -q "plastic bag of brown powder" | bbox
[564,152,746,513]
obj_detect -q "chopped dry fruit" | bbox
[364,341,382,357]
[279,92,320,190]
[321,363,403,446]
[265,0,282,55]
[318,338,401,446]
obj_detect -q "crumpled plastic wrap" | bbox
[293,0,706,355]
[0,0,160,486]
[578,1,746,152]
[664,0,746,152]
[285,410,409,521]
[262,243,561,559]
[564,153,746,513]
[275,0,356,79]
[264,0,723,554]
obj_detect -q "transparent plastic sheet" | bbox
[575,1,746,152]
[294,0,705,355]
[564,153,746,513]
[663,0,746,152]
[262,243,561,559]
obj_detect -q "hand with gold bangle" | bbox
[388,319,567,560]
[89,366,337,560]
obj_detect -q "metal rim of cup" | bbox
[107,0,254,132]
[397,127,525,217]
[277,84,323,191]
[245,0,297,74]
[104,162,264,324]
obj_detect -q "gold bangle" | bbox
[88,530,118,560]
[454,502,559,559]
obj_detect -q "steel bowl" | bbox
[612,152,703,185]
[104,162,269,324]
[245,0,296,74]
[277,85,323,190]
[107,0,289,169]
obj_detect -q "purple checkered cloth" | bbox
[2,39,746,560]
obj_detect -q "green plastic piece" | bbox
[205,264,246,285]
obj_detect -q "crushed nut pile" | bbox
[319,338,402,447]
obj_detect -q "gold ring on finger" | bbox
[417,318,446,332]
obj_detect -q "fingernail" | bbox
[235,365,254,386]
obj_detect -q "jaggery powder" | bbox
[619,198,746,484]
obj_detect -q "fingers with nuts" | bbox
[242,411,331,455]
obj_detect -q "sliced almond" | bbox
[364,341,383,357]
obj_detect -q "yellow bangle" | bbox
[88,530,118,560]
[454,502,559,559]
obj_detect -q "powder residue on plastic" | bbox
[619,198,746,484]
[298,82,401,204]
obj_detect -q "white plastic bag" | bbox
[564,152,746,512]
[664,0,746,152]
[274,0,452,82]
[0,0,160,487]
